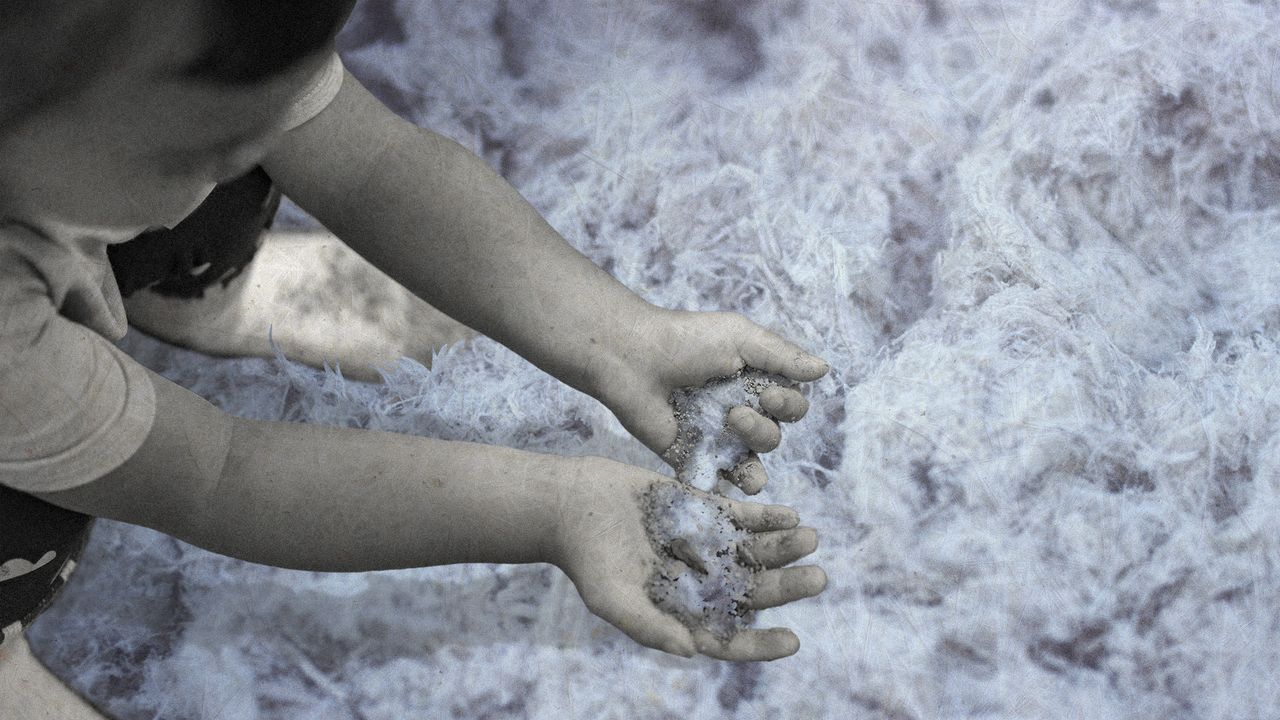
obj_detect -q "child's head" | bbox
[0,0,356,232]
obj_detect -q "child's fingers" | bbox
[728,406,782,454]
[738,527,819,569]
[743,565,828,611]
[760,386,810,423]
[735,323,829,382]
[727,453,768,495]
[691,626,800,662]
[719,497,800,532]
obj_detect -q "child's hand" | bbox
[552,456,826,661]
[592,307,829,495]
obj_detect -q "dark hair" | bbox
[183,0,358,84]
[0,1,141,130]
[0,0,357,133]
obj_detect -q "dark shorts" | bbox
[0,485,95,649]
[109,166,282,299]
[0,167,280,649]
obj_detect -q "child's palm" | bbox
[553,457,825,661]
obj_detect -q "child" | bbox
[1,1,828,714]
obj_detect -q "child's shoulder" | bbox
[0,219,157,496]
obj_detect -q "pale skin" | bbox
[1,9,828,707]
[119,229,480,383]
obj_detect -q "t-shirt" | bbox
[0,53,345,494]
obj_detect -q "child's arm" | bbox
[34,366,566,570]
[262,72,829,494]
[261,70,649,401]
[33,367,821,660]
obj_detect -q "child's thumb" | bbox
[609,382,680,462]
[607,591,696,657]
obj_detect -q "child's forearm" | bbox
[263,72,651,398]
[36,365,574,573]
[198,416,573,572]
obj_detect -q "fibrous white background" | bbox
[28,1,1280,717]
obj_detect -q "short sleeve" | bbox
[0,250,156,493]
[280,52,345,132]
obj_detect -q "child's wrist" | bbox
[583,303,667,401]
[544,454,625,572]
[535,452,593,569]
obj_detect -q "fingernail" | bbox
[761,394,779,415]
[778,508,800,528]
[814,568,829,593]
